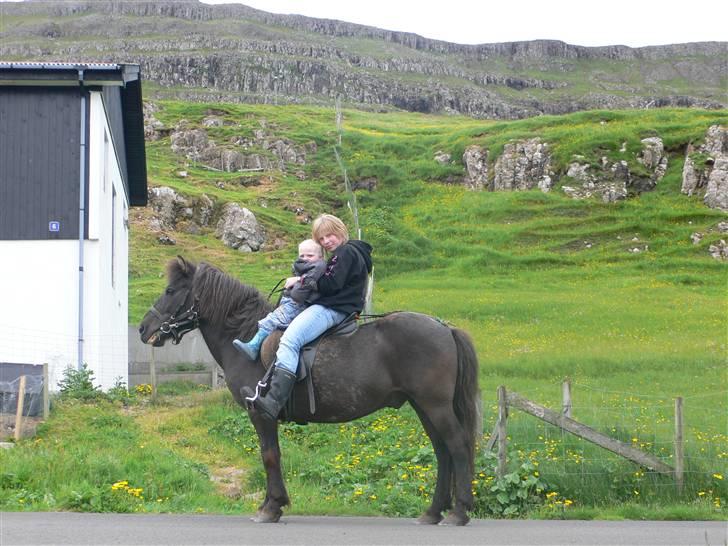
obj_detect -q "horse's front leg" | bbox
[251,415,289,523]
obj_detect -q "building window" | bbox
[111,187,116,287]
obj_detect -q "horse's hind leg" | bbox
[251,418,289,523]
[411,403,452,524]
[416,404,473,526]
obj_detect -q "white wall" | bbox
[85,92,130,390]
[0,241,81,389]
[0,91,130,391]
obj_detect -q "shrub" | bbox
[58,364,102,402]
[471,452,551,517]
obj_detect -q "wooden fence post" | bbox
[674,397,684,493]
[42,363,49,419]
[562,378,572,418]
[150,347,157,400]
[497,385,508,478]
[211,365,218,389]
[14,375,26,441]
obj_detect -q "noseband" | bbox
[149,291,199,345]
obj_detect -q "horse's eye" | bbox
[165,287,174,295]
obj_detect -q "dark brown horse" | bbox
[138,257,481,525]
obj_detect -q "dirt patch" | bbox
[0,414,43,440]
[210,466,254,499]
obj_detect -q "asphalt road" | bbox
[1,512,725,546]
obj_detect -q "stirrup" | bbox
[244,378,269,409]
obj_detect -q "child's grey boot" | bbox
[232,329,269,360]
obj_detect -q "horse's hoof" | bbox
[416,512,443,525]
[439,512,470,526]
[251,509,282,523]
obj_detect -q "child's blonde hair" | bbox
[312,214,349,244]
[298,239,323,257]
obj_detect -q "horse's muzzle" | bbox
[138,316,164,346]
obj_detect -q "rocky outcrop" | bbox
[492,139,553,192]
[351,177,378,192]
[167,121,311,173]
[434,151,451,164]
[147,187,190,231]
[704,158,728,210]
[462,145,488,190]
[170,127,209,160]
[690,222,728,259]
[147,186,216,234]
[562,160,629,203]
[9,1,725,62]
[637,137,668,190]
[454,131,722,209]
[562,138,668,202]
[215,203,265,252]
[192,194,214,229]
[2,1,725,120]
[708,240,728,260]
[143,102,166,141]
[147,186,266,250]
[461,139,553,192]
[682,126,728,210]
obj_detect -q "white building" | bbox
[0,62,147,390]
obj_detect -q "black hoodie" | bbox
[313,240,373,315]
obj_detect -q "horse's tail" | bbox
[451,327,482,468]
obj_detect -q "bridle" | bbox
[148,289,200,345]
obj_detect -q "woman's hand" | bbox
[284,276,301,289]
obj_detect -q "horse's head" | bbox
[138,256,199,346]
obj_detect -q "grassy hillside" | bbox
[134,103,727,516]
[3,104,726,519]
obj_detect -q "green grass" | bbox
[2,388,723,519]
[5,102,727,519]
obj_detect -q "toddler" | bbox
[233,239,325,360]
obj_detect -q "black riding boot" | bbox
[242,366,296,422]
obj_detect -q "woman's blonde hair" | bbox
[312,214,349,244]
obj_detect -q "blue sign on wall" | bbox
[48,221,60,232]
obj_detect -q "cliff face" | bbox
[2,0,726,119]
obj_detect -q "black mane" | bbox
[174,259,272,338]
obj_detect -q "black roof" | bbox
[0,62,147,206]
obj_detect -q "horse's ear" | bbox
[169,255,195,280]
[176,255,190,275]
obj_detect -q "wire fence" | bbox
[481,379,726,499]
[0,322,129,390]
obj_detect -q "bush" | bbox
[107,378,135,406]
[471,452,551,517]
[58,364,102,402]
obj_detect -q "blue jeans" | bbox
[258,296,306,334]
[275,304,347,374]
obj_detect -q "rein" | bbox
[266,277,286,302]
[149,292,199,345]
